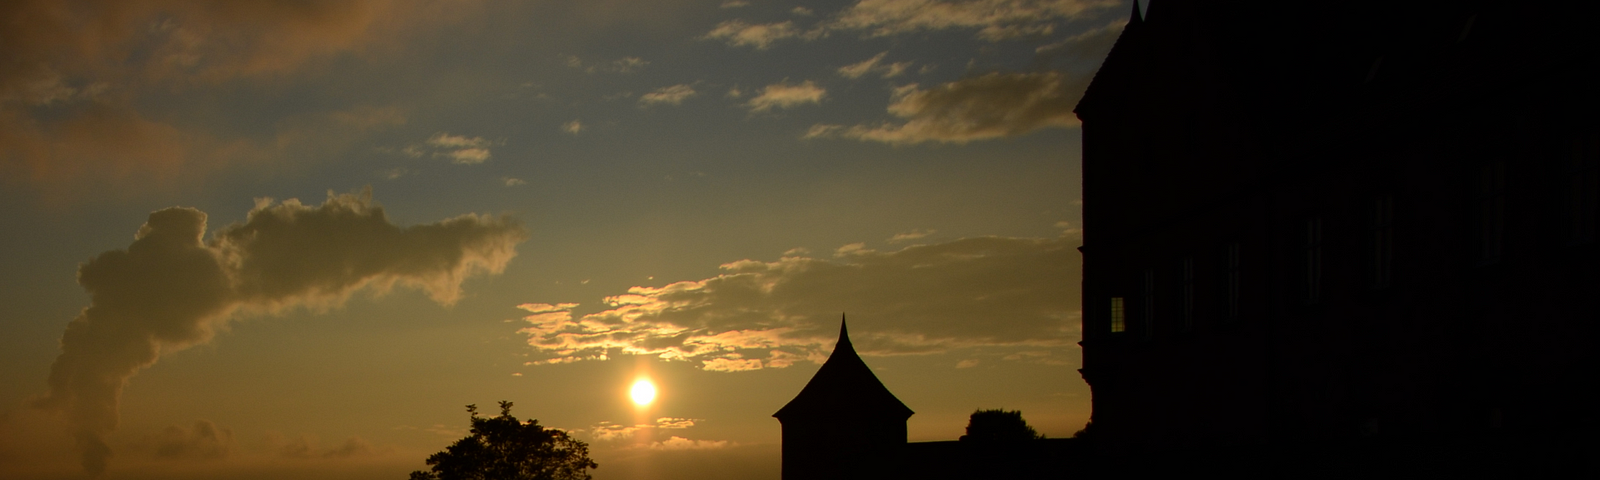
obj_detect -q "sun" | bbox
[629,379,657,406]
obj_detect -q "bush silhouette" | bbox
[959,409,1045,442]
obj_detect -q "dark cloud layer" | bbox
[521,233,1081,371]
[32,190,525,475]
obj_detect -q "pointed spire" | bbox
[1132,0,1144,25]
[838,313,851,348]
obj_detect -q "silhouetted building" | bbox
[776,319,1084,479]
[1077,0,1598,476]
[774,319,913,480]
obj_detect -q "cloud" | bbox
[887,229,936,243]
[1035,18,1127,67]
[277,435,378,459]
[956,359,981,368]
[745,81,825,112]
[792,7,815,16]
[142,420,233,461]
[503,177,527,187]
[413,132,495,164]
[805,72,1086,144]
[646,436,731,451]
[838,52,915,79]
[562,120,584,134]
[517,232,1081,371]
[583,417,701,442]
[639,84,698,107]
[703,20,801,49]
[31,189,526,475]
[0,1,463,194]
[720,1,750,8]
[828,0,1119,41]
[563,55,651,74]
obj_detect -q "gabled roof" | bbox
[772,317,914,421]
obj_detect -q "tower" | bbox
[773,317,914,480]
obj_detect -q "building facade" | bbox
[1076,0,1598,475]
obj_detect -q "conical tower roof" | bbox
[773,317,914,421]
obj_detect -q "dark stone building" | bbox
[1077,0,1598,476]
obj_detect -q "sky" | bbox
[0,1,1122,478]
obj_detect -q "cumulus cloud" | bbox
[517,233,1081,372]
[805,72,1086,144]
[828,0,1119,41]
[31,189,526,475]
[745,81,826,112]
[562,120,584,134]
[0,0,460,192]
[639,84,698,107]
[703,20,802,49]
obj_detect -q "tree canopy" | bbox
[409,401,598,480]
[958,409,1045,442]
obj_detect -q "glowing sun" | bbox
[629,379,657,406]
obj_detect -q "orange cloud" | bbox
[519,232,1082,371]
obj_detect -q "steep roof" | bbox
[772,318,914,421]
[1072,0,1145,121]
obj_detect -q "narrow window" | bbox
[1304,218,1323,305]
[1569,133,1598,244]
[1143,269,1155,339]
[1478,161,1505,263]
[1182,257,1195,332]
[1109,297,1126,333]
[1227,242,1241,320]
[1372,194,1394,289]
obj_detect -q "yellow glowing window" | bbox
[1110,297,1126,333]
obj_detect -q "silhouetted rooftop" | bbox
[773,318,914,421]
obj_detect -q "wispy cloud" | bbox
[805,72,1085,144]
[838,52,914,79]
[582,417,701,442]
[563,55,650,74]
[516,233,1081,371]
[828,0,1119,41]
[745,81,825,112]
[703,20,802,49]
[639,84,698,107]
[562,120,584,134]
[418,132,496,164]
[887,229,936,243]
[720,1,750,8]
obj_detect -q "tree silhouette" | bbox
[958,409,1045,442]
[409,401,597,480]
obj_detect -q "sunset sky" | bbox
[0,1,1120,478]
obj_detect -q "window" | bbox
[1304,218,1323,305]
[1109,297,1126,333]
[1372,194,1394,289]
[1143,269,1155,339]
[1182,257,1195,332]
[1569,133,1598,244]
[1227,242,1240,320]
[1478,161,1506,263]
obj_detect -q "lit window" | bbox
[1110,297,1126,333]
